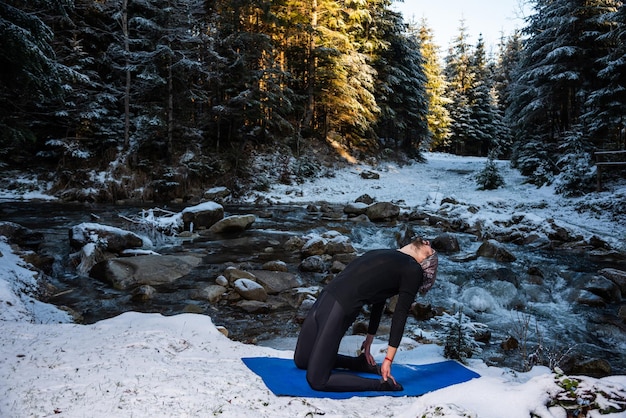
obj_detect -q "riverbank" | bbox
[2,152,625,254]
[245,152,626,254]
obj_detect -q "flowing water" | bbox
[1,201,625,374]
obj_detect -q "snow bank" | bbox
[0,238,71,324]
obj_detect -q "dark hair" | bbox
[410,237,430,249]
[419,251,438,294]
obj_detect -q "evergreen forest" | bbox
[1,0,625,202]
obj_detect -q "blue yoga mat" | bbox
[241,357,480,399]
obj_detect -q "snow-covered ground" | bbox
[1,152,625,417]
[249,152,625,252]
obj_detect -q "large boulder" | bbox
[432,233,461,254]
[585,275,622,303]
[250,270,303,294]
[299,255,327,273]
[562,357,612,378]
[576,290,606,307]
[365,202,400,221]
[325,235,355,255]
[262,260,288,272]
[181,202,224,231]
[356,194,375,204]
[547,220,578,243]
[599,268,626,297]
[69,222,144,253]
[209,214,255,233]
[203,186,231,203]
[284,236,306,252]
[236,300,271,314]
[89,254,203,290]
[233,278,268,301]
[343,202,368,217]
[0,222,52,272]
[197,284,228,303]
[477,240,516,262]
[301,236,327,256]
[0,221,45,250]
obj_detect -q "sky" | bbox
[1,152,625,417]
[392,0,531,50]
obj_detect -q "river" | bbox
[1,200,625,375]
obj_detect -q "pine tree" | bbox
[443,20,475,155]
[583,1,626,150]
[508,0,621,185]
[492,31,523,158]
[272,0,381,153]
[554,125,595,196]
[476,149,505,190]
[215,1,280,148]
[40,0,128,169]
[123,0,213,161]
[416,19,451,151]
[443,309,480,364]
[0,0,71,161]
[443,20,506,157]
[317,0,380,150]
[373,10,429,157]
[494,30,523,116]
[466,36,504,157]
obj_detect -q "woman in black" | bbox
[293,238,438,392]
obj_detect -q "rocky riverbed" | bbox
[1,193,625,377]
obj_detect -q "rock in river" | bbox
[89,254,203,290]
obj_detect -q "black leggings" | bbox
[293,292,381,391]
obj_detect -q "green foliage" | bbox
[507,0,622,187]
[511,138,558,186]
[373,12,429,153]
[276,154,322,185]
[442,309,481,364]
[443,29,510,157]
[293,158,321,183]
[2,0,626,200]
[475,151,504,190]
[554,127,596,196]
[546,368,626,416]
[416,21,451,151]
[0,0,70,148]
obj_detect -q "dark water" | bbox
[1,200,625,374]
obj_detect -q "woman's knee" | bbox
[293,351,307,370]
[306,372,328,391]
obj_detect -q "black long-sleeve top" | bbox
[324,249,423,348]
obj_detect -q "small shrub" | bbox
[554,126,595,197]
[293,158,320,183]
[442,309,482,364]
[476,151,504,190]
[546,368,626,416]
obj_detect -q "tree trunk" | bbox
[122,0,130,149]
[302,0,317,133]
[168,54,174,159]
